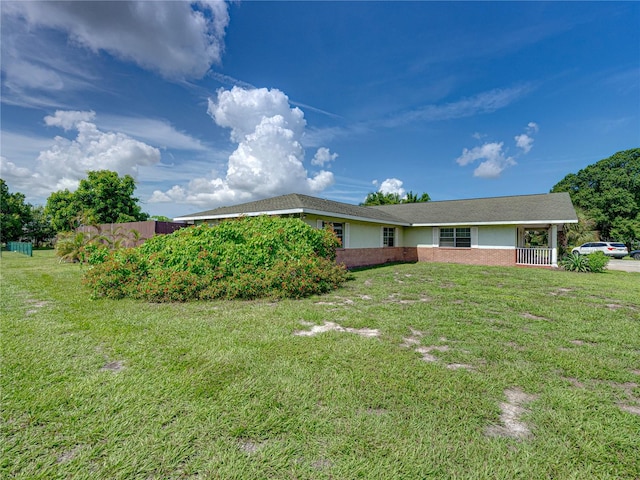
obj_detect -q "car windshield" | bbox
[611,243,626,248]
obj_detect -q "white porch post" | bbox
[551,224,558,267]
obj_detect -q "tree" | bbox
[45,189,81,232]
[151,215,173,222]
[404,191,431,203]
[0,179,32,243]
[551,148,640,246]
[45,170,149,232]
[360,190,430,206]
[23,205,55,247]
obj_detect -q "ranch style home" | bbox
[173,192,578,269]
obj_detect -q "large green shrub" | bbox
[83,216,348,301]
[585,251,610,273]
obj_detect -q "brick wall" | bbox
[337,247,516,268]
[417,247,515,266]
[336,247,418,268]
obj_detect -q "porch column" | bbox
[551,224,558,267]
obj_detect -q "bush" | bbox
[586,251,610,273]
[559,252,609,273]
[83,216,349,301]
[559,253,590,272]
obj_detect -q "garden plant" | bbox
[83,216,348,301]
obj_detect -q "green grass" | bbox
[2,250,639,479]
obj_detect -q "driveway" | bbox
[607,259,640,273]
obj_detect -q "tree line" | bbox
[2,148,639,248]
[1,171,149,245]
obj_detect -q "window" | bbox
[320,221,343,246]
[332,223,344,246]
[439,227,471,248]
[383,227,395,247]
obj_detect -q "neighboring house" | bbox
[77,220,187,247]
[173,192,578,268]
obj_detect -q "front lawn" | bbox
[2,251,639,479]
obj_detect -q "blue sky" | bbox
[1,1,638,218]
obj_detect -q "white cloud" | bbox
[98,115,209,152]
[0,156,31,179]
[152,87,336,208]
[378,178,406,197]
[456,142,516,179]
[514,122,539,153]
[311,147,338,167]
[2,1,230,81]
[382,85,532,128]
[1,111,161,198]
[457,122,538,178]
[514,134,534,153]
[45,110,96,131]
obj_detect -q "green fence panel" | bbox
[7,242,33,257]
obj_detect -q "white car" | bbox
[571,242,629,259]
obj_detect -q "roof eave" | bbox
[411,219,579,227]
[174,207,411,226]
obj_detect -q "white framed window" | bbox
[318,220,347,247]
[439,227,471,248]
[383,227,395,247]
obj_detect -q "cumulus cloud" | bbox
[2,1,229,81]
[378,178,406,197]
[2,110,161,196]
[311,147,338,167]
[514,122,539,153]
[456,122,538,178]
[45,110,96,131]
[151,87,336,207]
[0,156,31,179]
[456,142,516,179]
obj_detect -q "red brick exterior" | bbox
[417,247,515,267]
[335,247,418,268]
[336,246,516,268]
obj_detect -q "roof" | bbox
[174,192,578,226]
[174,193,409,225]
[372,192,579,226]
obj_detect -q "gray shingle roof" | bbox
[175,192,578,226]
[174,193,408,224]
[372,192,578,225]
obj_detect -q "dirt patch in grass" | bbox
[549,288,573,296]
[569,339,596,346]
[238,439,265,454]
[311,458,333,470]
[57,445,84,464]
[100,360,125,372]
[385,293,431,304]
[294,321,380,338]
[401,328,475,371]
[415,345,450,362]
[521,312,550,321]
[562,376,585,388]
[485,388,538,440]
[617,404,640,415]
[25,299,49,316]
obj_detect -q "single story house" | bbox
[173,192,578,269]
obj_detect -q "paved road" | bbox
[607,259,640,273]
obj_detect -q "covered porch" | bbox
[516,224,560,267]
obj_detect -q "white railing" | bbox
[516,247,553,266]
